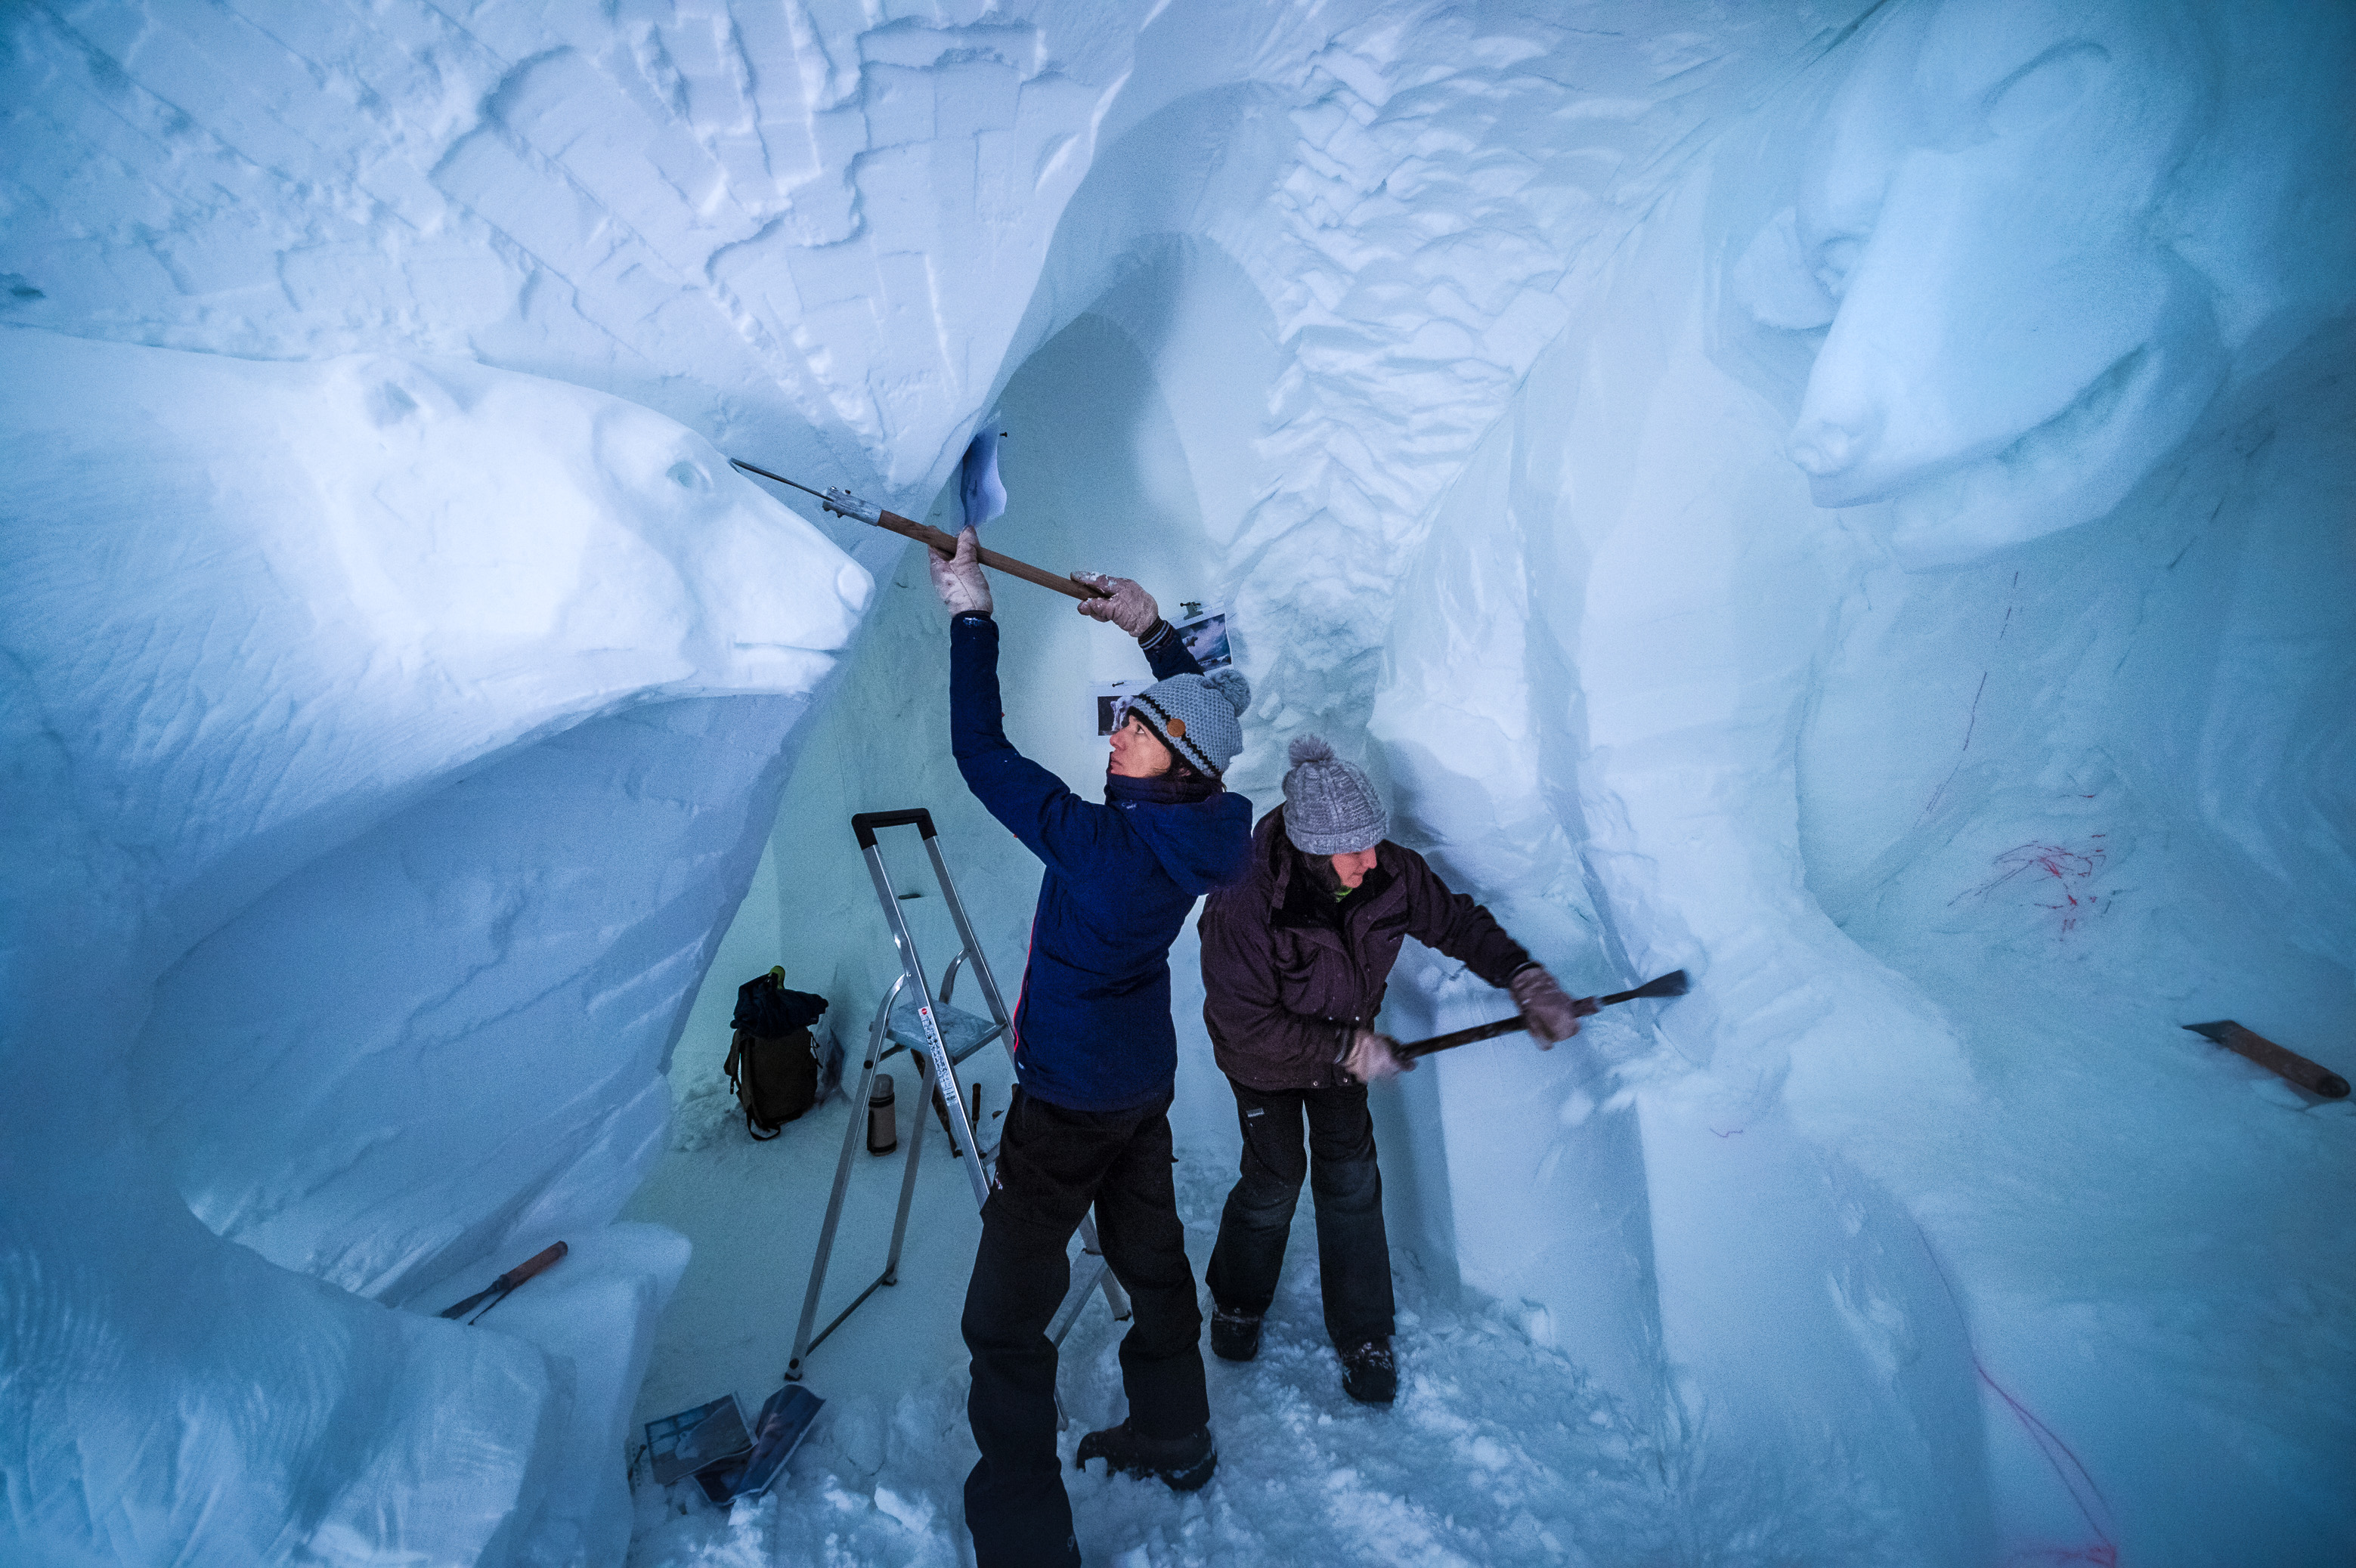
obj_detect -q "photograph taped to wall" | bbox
[1092,679,1147,738]
[1175,602,1231,671]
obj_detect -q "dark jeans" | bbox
[1205,1078,1395,1349]
[961,1087,1207,1568]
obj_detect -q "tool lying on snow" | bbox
[2183,1019,2349,1099]
[438,1240,568,1323]
[1398,970,1689,1061]
[731,459,1107,603]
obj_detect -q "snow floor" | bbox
[621,1083,1903,1568]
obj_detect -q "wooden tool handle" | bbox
[497,1240,568,1290]
[874,509,1107,602]
[725,459,1107,602]
[2187,1021,2351,1099]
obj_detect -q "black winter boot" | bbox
[1074,1421,1218,1491]
[1339,1338,1396,1405]
[1209,1304,1263,1362]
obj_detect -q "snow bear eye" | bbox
[1984,42,2109,138]
[668,460,709,491]
[1813,235,1862,300]
[367,380,419,427]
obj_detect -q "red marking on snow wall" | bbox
[1981,1362,2120,1566]
[1955,837,2110,938]
[1913,1223,2119,1565]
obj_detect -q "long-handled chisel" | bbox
[731,459,1107,603]
[438,1241,568,1324]
[2183,1019,2349,1099]
[1398,970,1689,1061]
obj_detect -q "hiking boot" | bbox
[1209,1304,1263,1362]
[1074,1420,1218,1492]
[1339,1338,1397,1405]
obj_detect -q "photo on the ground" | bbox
[644,1395,750,1487]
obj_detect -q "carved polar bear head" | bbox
[1732,0,2354,567]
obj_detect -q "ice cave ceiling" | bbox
[3,2,2351,1564]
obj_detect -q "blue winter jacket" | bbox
[950,613,1253,1111]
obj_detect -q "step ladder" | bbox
[785,809,1132,1389]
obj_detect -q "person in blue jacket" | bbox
[929,528,1254,1568]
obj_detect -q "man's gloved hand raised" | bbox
[1341,1027,1413,1084]
[930,527,992,615]
[1509,964,1597,1047]
[1070,571,1159,638]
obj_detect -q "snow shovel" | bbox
[1397,970,1689,1062]
[730,459,1108,603]
[437,1240,568,1324]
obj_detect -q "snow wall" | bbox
[4,2,2351,1565]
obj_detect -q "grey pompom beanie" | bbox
[1130,666,1251,778]
[1281,734,1388,855]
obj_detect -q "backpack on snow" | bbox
[724,969,831,1140]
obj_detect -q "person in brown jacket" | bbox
[1198,735,1590,1403]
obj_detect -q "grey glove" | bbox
[1508,964,1594,1047]
[929,527,992,615]
[1070,571,1159,637]
[1341,1027,1413,1083]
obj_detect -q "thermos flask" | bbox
[865,1073,896,1155]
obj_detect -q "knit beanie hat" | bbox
[1129,666,1252,778]
[1281,735,1388,855]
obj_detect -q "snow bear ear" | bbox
[1289,732,1334,766]
[1204,665,1251,716]
[1731,207,1836,331]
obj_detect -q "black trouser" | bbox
[1205,1078,1395,1349]
[961,1086,1208,1568]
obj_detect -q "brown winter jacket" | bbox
[1200,807,1532,1091]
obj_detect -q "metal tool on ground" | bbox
[785,809,1132,1393]
[732,459,1107,604]
[1398,970,1690,1061]
[2183,1019,2349,1099]
[437,1240,568,1323]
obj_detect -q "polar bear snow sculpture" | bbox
[1735,0,2356,567]
[0,331,868,1563]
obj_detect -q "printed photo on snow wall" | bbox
[4,2,2351,1566]
[1091,606,1224,736]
